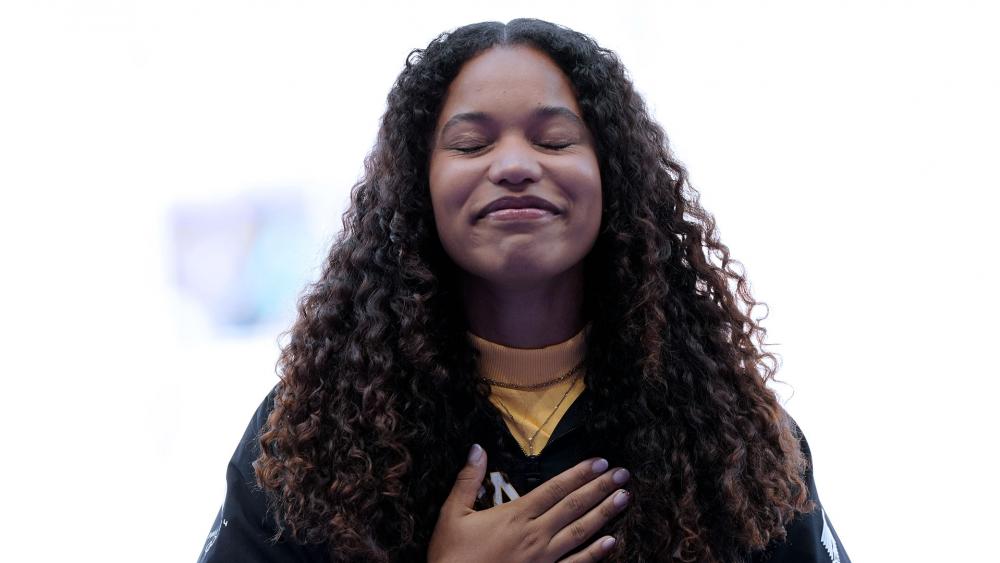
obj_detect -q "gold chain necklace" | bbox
[478,361,584,391]
[492,373,580,458]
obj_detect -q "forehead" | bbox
[436,45,582,127]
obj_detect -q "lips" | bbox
[476,195,561,219]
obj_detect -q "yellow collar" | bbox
[468,324,589,388]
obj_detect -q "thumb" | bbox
[443,444,488,513]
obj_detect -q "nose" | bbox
[486,137,542,188]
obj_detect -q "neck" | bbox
[461,265,586,348]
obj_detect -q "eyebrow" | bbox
[437,105,585,140]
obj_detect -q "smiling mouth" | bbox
[483,208,557,221]
[476,195,562,221]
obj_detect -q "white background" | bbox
[1,1,997,561]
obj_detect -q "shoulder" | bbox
[231,386,279,475]
[198,386,328,562]
[750,414,852,563]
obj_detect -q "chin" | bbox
[474,255,585,288]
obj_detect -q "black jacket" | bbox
[198,387,851,562]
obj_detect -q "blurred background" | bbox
[1,1,996,561]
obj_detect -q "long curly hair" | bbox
[254,18,814,563]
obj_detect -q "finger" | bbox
[522,457,608,518]
[441,444,488,516]
[557,536,617,563]
[540,467,630,535]
[549,489,630,557]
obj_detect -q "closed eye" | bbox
[449,145,488,154]
[537,142,573,150]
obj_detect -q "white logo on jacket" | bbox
[477,471,521,506]
[820,508,841,563]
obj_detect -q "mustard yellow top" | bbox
[469,324,589,457]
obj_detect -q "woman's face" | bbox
[428,45,602,289]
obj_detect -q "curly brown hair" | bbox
[253,18,814,562]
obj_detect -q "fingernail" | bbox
[468,444,483,464]
[592,458,609,473]
[613,468,630,485]
[613,490,630,508]
[601,537,616,550]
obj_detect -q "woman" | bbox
[199,19,851,563]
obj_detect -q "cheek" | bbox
[428,158,481,253]
[557,155,603,230]
[429,160,476,216]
